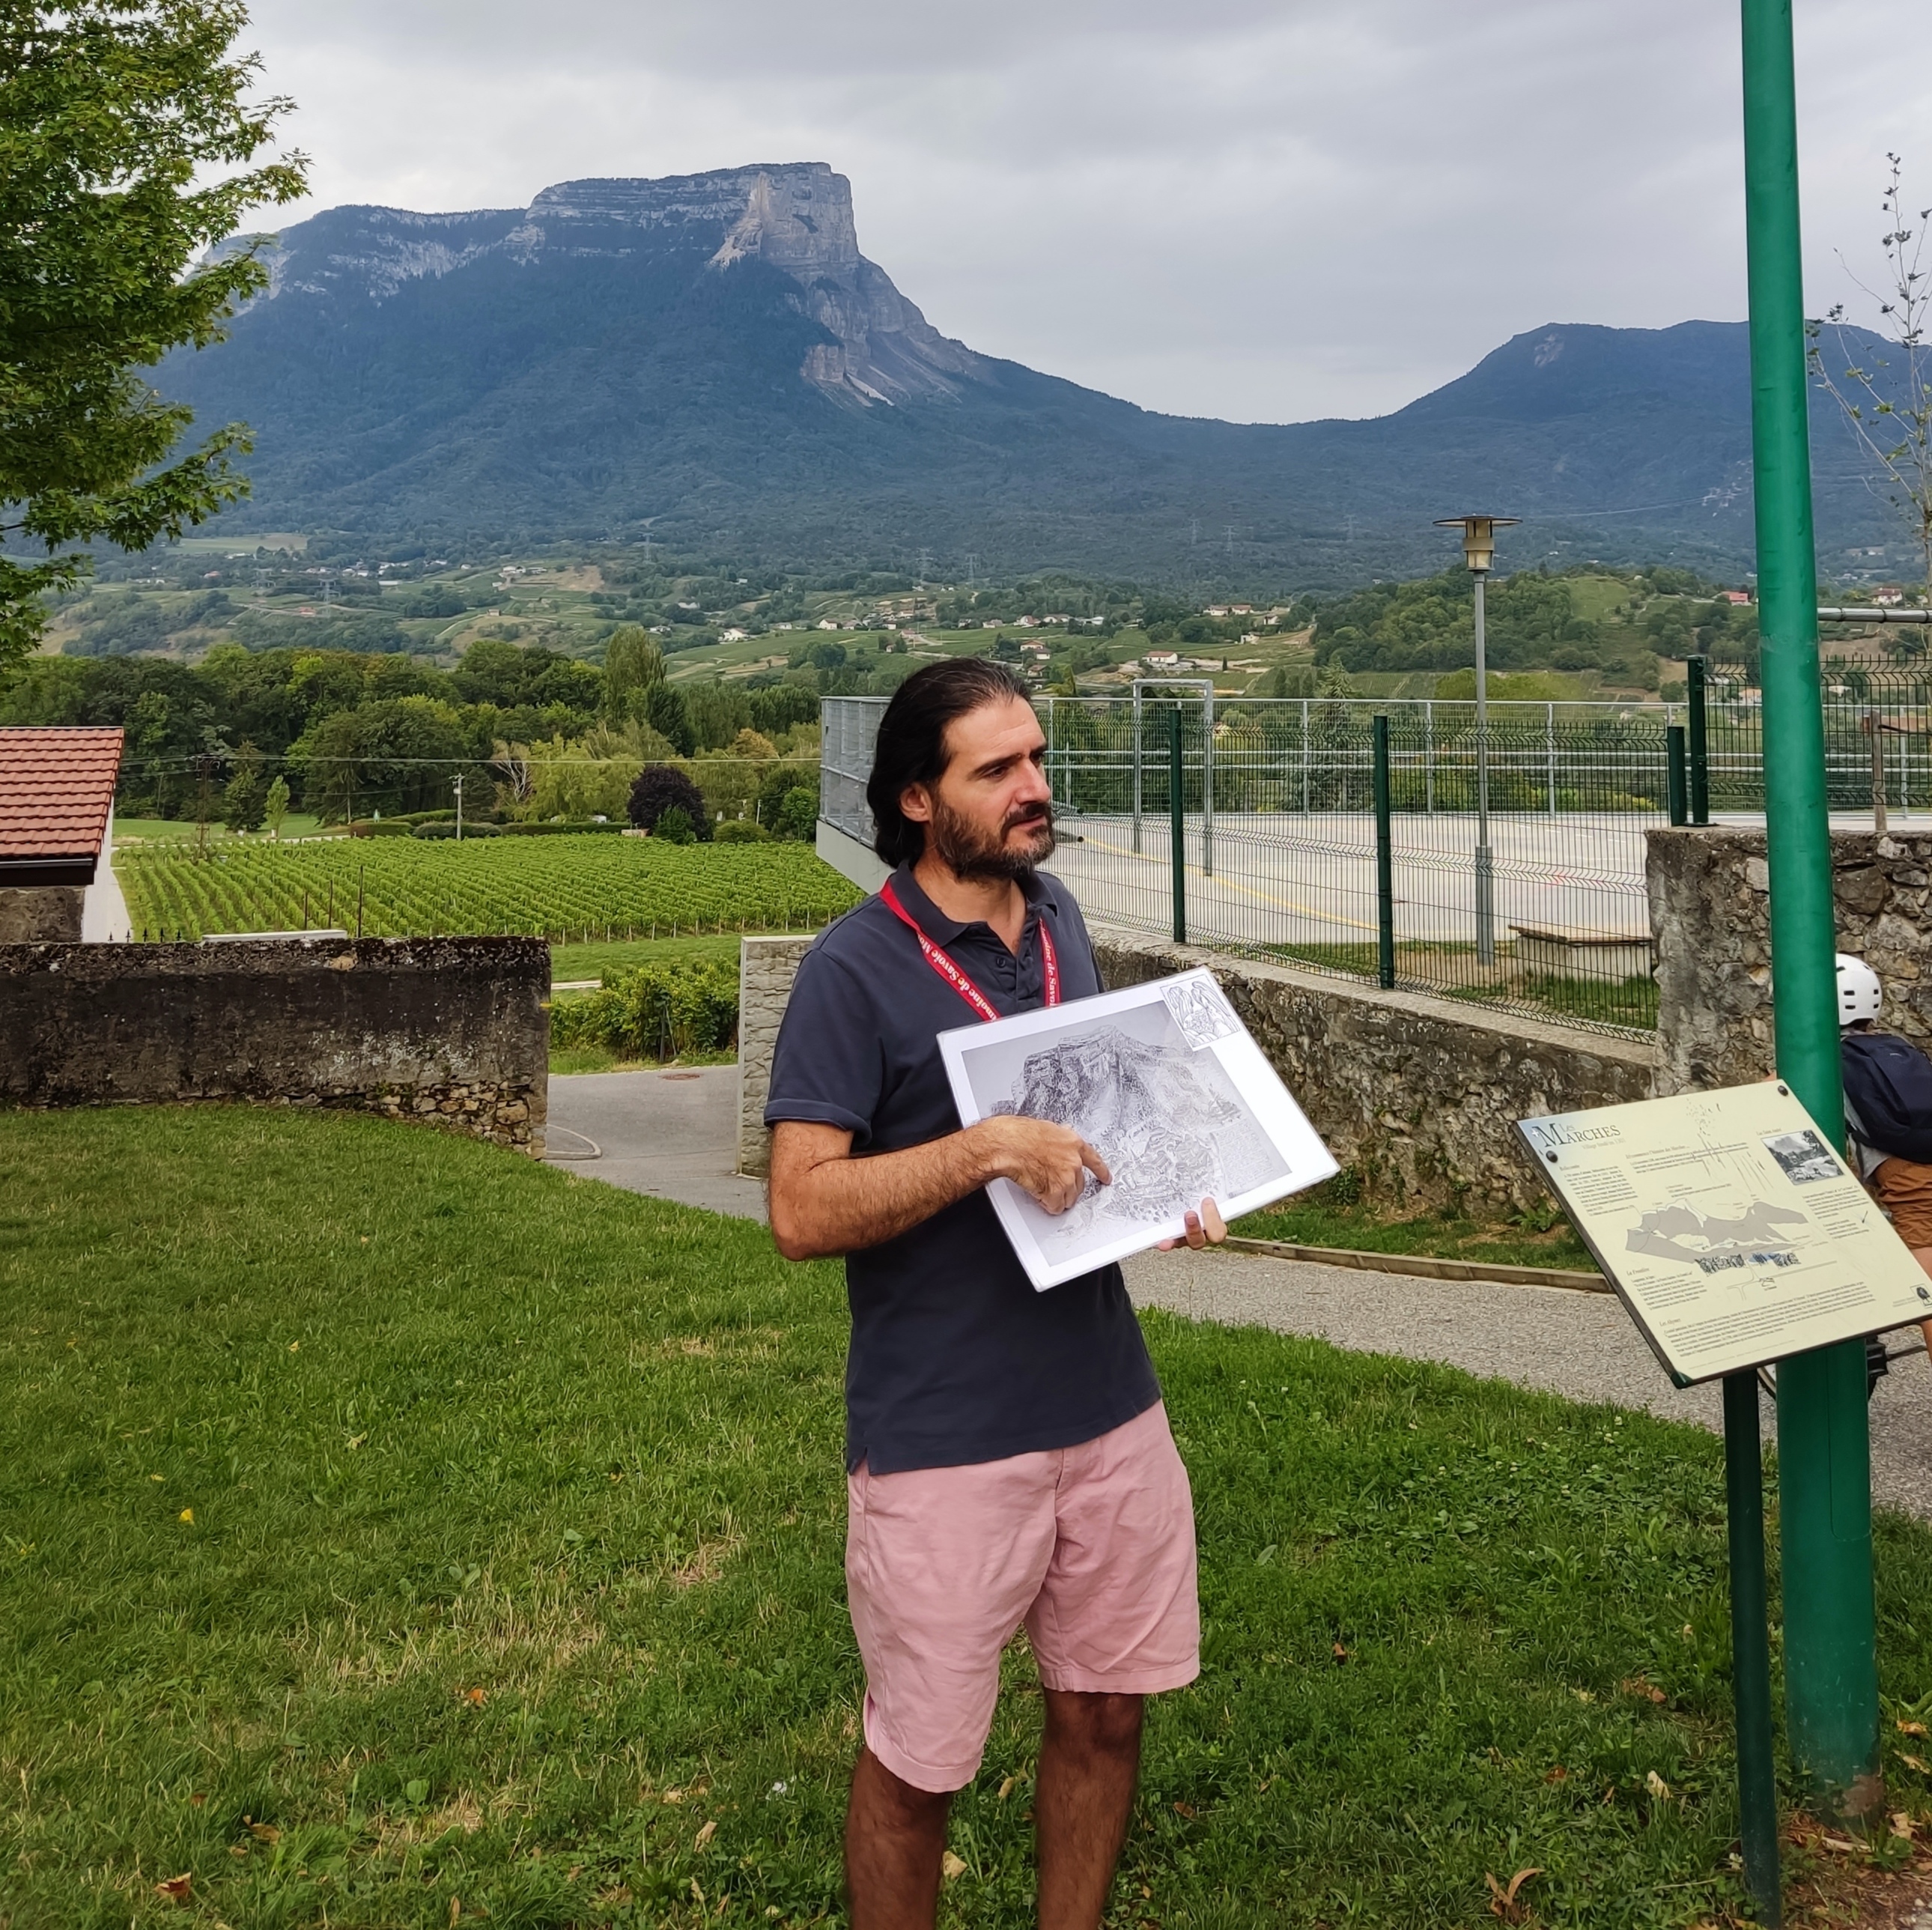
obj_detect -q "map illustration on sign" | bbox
[1519,1082,1932,1383]
[940,969,1336,1288]
[1624,1199,1808,1269]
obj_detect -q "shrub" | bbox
[654,806,696,845]
[550,958,738,1061]
[714,819,771,843]
[347,819,415,837]
[775,786,818,842]
[628,763,711,840]
[411,820,500,839]
[497,820,623,837]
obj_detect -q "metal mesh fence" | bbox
[1702,661,1932,822]
[824,694,1675,1036]
[1039,695,1668,1034]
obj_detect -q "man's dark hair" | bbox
[867,658,1030,867]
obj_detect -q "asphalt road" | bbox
[547,1063,1932,1520]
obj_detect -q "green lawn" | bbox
[114,815,329,846]
[1233,1186,1598,1273]
[5,1108,1932,1927]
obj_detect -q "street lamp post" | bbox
[1435,515,1518,965]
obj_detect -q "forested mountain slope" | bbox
[158,163,1906,588]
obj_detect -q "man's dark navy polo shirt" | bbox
[765,863,1161,1475]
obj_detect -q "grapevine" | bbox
[115,836,863,941]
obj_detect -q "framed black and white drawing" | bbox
[938,968,1338,1289]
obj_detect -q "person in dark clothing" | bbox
[765,659,1221,1930]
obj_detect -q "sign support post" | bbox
[1724,1369,1782,1925]
[1740,0,1883,1818]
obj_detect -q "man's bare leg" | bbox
[846,1746,951,1930]
[1036,1690,1143,1930]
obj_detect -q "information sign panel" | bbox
[1519,1081,1931,1384]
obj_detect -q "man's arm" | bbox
[769,1117,1112,1261]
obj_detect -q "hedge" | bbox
[549,957,739,1062]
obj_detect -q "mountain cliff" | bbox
[161,163,1902,585]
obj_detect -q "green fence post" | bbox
[1725,1370,1784,1926]
[1688,655,1712,824]
[1169,705,1186,946]
[1742,0,1882,1818]
[1667,723,1689,827]
[1373,714,1395,989]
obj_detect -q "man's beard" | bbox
[928,795,1056,882]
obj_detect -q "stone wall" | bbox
[1649,825,1932,1096]
[0,935,548,1150]
[727,924,1657,1210]
[0,885,83,941]
[737,933,816,1176]
[1093,933,1658,1214]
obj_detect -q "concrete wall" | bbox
[1093,933,1658,1213]
[0,886,83,941]
[738,933,816,1176]
[0,935,549,1150]
[1649,824,1932,1095]
[729,923,1657,1208]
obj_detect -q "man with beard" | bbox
[766,658,1222,1930]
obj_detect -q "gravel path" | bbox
[547,1067,1932,1521]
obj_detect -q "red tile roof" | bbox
[0,727,125,861]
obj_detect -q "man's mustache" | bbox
[1006,803,1054,834]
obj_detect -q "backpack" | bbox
[1841,1028,1932,1163]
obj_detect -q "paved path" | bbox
[547,1066,768,1222]
[547,1066,1932,1520]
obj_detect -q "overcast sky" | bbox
[243,0,1931,426]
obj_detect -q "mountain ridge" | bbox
[165,163,1905,586]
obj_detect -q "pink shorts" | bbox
[845,1401,1200,1793]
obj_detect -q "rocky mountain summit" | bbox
[242,164,985,409]
[168,163,1902,580]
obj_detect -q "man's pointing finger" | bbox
[1080,1141,1113,1186]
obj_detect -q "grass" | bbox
[1233,1181,1598,1273]
[114,816,329,845]
[7,1108,1932,1928]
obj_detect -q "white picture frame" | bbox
[938,968,1338,1289]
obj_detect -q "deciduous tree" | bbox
[0,0,306,681]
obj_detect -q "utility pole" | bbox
[452,773,464,843]
[1742,0,1882,1824]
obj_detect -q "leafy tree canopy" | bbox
[0,0,306,679]
[627,762,711,841]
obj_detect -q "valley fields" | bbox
[114,835,860,944]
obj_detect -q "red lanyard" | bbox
[878,878,1060,1022]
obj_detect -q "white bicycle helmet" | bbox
[1837,953,1883,1025]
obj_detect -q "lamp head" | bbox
[1434,514,1520,574]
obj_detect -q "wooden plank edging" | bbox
[1220,1234,1611,1295]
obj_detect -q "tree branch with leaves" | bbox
[1808,152,1932,606]
[0,0,307,682]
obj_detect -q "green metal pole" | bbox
[1373,714,1395,989]
[1688,656,1712,824]
[1724,1370,1783,1926]
[1169,705,1187,945]
[1740,0,1882,1818]
[1667,723,1689,827]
